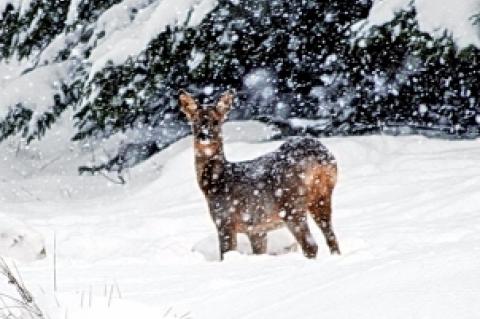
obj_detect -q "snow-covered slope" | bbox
[1,123,479,318]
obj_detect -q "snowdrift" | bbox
[0,122,478,318]
[0,214,46,262]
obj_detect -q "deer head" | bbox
[179,89,234,157]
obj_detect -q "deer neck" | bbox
[194,137,228,194]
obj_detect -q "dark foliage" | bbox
[74,0,374,141]
[347,7,480,136]
[0,0,71,59]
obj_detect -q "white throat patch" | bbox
[199,139,212,145]
[202,146,214,157]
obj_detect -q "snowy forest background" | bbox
[1,2,480,318]
[1,0,480,173]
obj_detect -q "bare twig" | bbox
[0,295,15,319]
[53,233,57,292]
[88,286,92,308]
[107,285,114,308]
[79,291,84,308]
[0,260,33,303]
[11,263,25,293]
[113,281,122,299]
[0,293,25,304]
[0,258,45,319]
[179,311,192,319]
[98,172,126,185]
[87,147,126,185]
[163,307,172,318]
[53,294,60,308]
[18,187,41,202]
[37,156,62,173]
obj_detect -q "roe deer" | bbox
[179,89,340,260]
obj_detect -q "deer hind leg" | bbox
[284,212,318,259]
[248,232,267,255]
[309,195,341,255]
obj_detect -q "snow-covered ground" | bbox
[0,121,479,318]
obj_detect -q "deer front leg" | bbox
[248,232,267,255]
[212,209,237,260]
[209,201,237,261]
[217,224,236,261]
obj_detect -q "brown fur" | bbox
[179,89,340,260]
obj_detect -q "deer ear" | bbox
[178,89,198,119]
[216,89,235,117]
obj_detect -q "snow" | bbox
[0,0,35,16]
[365,0,480,48]
[0,213,45,262]
[0,61,67,118]
[288,118,330,129]
[65,0,82,25]
[1,0,218,120]
[0,119,479,318]
[222,121,278,142]
[66,299,191,319]
[187,49,206,71]
[88,0,218,78]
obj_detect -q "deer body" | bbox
[180,90,340,260]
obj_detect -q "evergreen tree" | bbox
[349,4,480,136]
[0,0,479,174]
[74,0,374,172]
[0,0,71,60]
[0,0,135,144]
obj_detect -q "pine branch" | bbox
[78,134,186,175]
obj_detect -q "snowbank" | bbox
[1,126,478,318]
[0,214,45,262]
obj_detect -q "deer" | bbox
[179,89,340,260]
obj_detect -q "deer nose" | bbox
[197,129,212,141]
